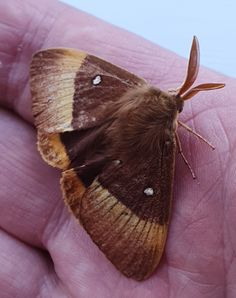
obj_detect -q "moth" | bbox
[30,36,224,281]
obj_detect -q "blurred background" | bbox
[61,0,236,78]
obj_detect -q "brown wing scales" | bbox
[31,49,145,134]
[31,48,145,170]
[61,136,175,280]
[72,54,146,130]
[76,177,169,280]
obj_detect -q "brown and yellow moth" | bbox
[30,36,224,281]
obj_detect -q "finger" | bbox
[0,229,57,297]
[0,108,63,247]
[0,0,189,123]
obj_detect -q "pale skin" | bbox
[0,0,236,297]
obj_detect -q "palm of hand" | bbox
[0,1,236,297]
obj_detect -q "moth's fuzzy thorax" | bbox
[107,86,182,160]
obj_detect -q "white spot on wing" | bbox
[144,187,154,196]
[92,75,102,85]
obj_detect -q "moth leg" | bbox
[175,132,196,179]
[178,120,215,150]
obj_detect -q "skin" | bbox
[0,0,236,297]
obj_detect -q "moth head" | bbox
[172,36,225,106]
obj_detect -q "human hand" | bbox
[0,1,235,297]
